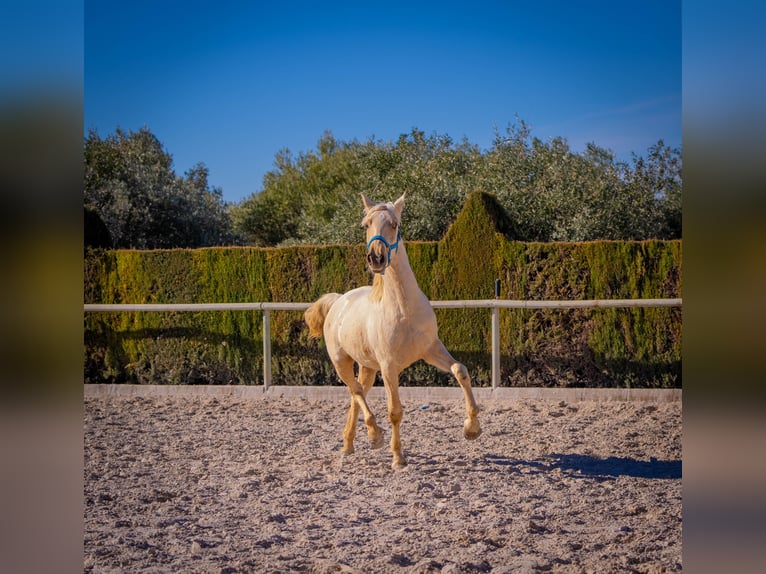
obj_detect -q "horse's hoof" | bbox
[392,458,407,470]
[341,445,354,455]
[463,419,482,440]
[369,433,385,449]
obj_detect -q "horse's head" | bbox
[360,193,405,274]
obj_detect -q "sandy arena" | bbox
[84,389,681,573]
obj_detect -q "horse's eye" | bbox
[391,222,398,230]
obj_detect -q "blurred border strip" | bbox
[0,1,84,573]
[683,2,766,573]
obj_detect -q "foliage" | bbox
[233,123,681,246]
[84,127,241,248]
[84,206,111,249]
[85,192,681,388]
[85,123,681,249]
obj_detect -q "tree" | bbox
[84,127,239,248]
[477,124,681,242]
[84,206,111,249]
[231,131,364,246]
[232,124,682,246]
[360,129,481,242]
[232,129,483,245]
[628,140,682,239]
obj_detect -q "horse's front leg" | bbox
[360,366,383,448]
[335,359,383,454]
[381,367,406,469]
[423,340,482,440]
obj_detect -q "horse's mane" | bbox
[370,273,384,302]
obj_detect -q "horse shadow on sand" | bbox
[482,453,681,480]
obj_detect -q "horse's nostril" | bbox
[367,252,383,267]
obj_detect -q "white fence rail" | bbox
[84,298,682,389]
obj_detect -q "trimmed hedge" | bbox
[84,192,681,387]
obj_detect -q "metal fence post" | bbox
[491,304,500,389]
[262,309,271,389]
[492,279,501,389]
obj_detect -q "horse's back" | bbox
[326,286,371,319]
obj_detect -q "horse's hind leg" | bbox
[423,340,482,440]
[342,394,358,454]
[335,358,383,453]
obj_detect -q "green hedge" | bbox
[84,192,681,387]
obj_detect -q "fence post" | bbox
[262,309,271,389]
[491,305,500,389]
[492,279,501,389]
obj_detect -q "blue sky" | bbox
[84,1,681,204]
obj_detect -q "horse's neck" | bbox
[381,244,425,310]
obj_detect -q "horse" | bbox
[304,192,482,469]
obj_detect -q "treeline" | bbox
[84,123,681,249]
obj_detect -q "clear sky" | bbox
[84,1,681,204]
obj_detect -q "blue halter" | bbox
[366,229,401,267]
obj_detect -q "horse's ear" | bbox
[360,193,376,213]
[393,193,406,217]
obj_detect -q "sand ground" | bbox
[84,392,681,573]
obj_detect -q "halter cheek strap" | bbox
[366,229,401,267]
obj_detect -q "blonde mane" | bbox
[369,273,385,302]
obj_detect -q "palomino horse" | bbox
[304,193,482,469]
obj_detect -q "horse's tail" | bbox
[304,293,340,339]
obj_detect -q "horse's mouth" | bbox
[366,249,388,274]
[368,263,386,275]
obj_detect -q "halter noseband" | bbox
[366,229,401,267]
